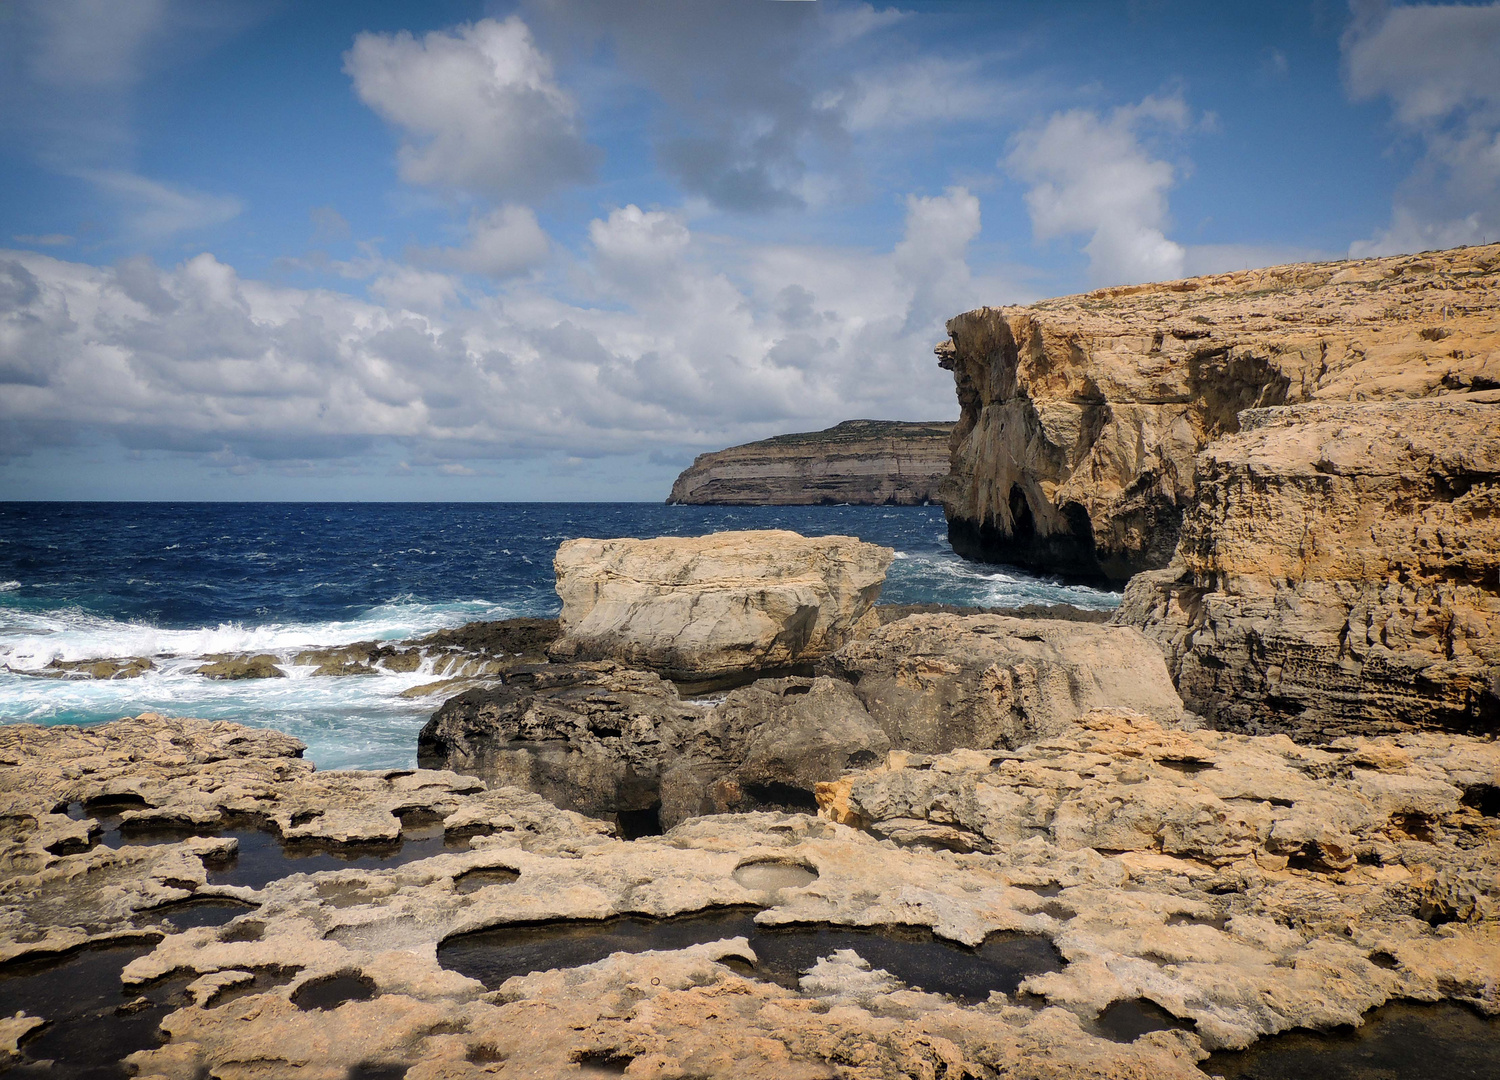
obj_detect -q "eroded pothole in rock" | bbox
[55,803,471,888]
[438,908,1064,1004]
[1094,998,1197,1043]
[1203,1001,1500,1080]
[290,971,379,1011]
[202,822,470,889]
[0,940,188,1079]
[453,865,522,894]
[135,897,258,931]
[731,858,818,892]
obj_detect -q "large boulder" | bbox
[417,662,703,830]
[819,613,1186,751]
[547,530,894,682]
[659,676,890,827]
[1117,395,1500,738]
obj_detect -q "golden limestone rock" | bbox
[937,243,1500,582]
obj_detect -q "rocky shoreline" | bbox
[3,244,1498,1078]
[3,527,1498,1078]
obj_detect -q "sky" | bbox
[1,0,1497,501]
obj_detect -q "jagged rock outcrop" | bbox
[417,662,703,826]
[667,419,954,505]
[938,244,1500,582]
[548,530,894,682]
[1115,395,1500,738]
[431,613,1183,830]
[660,675,891,825]
[818,613,1186,750]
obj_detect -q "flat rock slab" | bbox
[548,529,894,680]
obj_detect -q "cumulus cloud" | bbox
[530,0,849,212]
[409,205,552,279]
[0,187,995,469]
[1344,1,1500,255]
[345,17,597,201]
[1006,94,1194,286]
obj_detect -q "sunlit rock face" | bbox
[936,243,1500,583]
[547,529,894,681]
[1116,396,1500,738]
[667,419,955,506]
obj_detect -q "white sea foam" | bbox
[0,581,19,592]
[0,598,517,671]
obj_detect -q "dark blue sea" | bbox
[0,503,1117,769]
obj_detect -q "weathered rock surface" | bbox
[818,708,1500,1048]
[195,653,285,680]
[819,613,1186,751]
[667,418,954,506]
[548,530,894,681]
[661,676,890,826]
[1117,395,1500,737]
[5,713,1497,1078]
[417,662,703,826]
[938,243,1500,581]
[39,656,155,680]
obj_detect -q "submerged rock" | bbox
[41,656,155,680]
[548,529,894,682]
[1117,396,1500,738]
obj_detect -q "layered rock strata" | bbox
[4,713,1498,1077]
[667,419,954,505]
[1116,395,1500,737]
[425,614,1185,830]
[548,530,893,681]
[938,243,1500,581]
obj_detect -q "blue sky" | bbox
[1,0,1497,500]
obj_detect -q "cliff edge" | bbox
[667,419,953,505]
[937,244,1500,582]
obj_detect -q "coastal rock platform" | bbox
[3,711,1497,1078]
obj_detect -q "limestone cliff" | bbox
[1116,394,1500,738]
[938,244,1500,582]
[667,419,953,505]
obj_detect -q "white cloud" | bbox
[344,17,597,201]
[1344,2,1500,255]
[81,170,242,240]
[0,187,1003,469]
[830,57,1021,132]
[410,205,552,279]
[1005,94,1193,286]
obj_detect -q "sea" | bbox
[0,503,1119,771]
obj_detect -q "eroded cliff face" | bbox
[1116,395,1500,737]
[938,244,1500,581]
[667,419,953,505]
